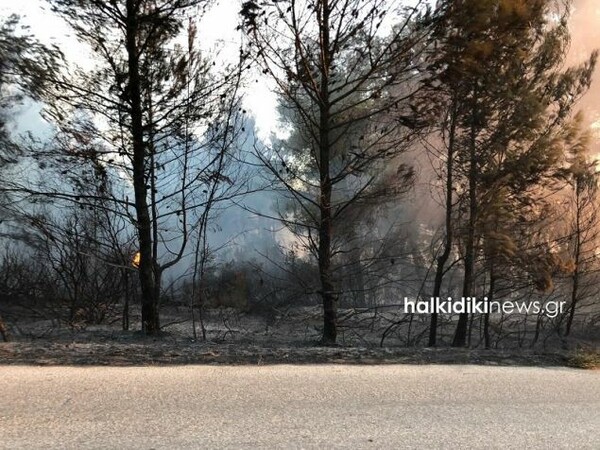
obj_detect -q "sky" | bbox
[2,0,599,269]
[2,0,599,142]
[0,0,280,140]
[0,0,286,269]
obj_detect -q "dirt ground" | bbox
[0,308,596,366]
[0,334,585,369]
[0,339,577,367]
[0,305,597,367]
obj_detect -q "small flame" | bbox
[132,252,141,268]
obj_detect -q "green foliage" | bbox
[427,0,597,292]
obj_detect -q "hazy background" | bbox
[1,0,600,270]
[570,0,600,135]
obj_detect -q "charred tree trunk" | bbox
[429,96,457,347]
[566,260,580,337]
[453,89,478,348]
[566,179,582,337]
[0,313,9,342]
[122,269,130,331]
[125,0,159,335]
[318,0,336,345]
[484,265,495,349]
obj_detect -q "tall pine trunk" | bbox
[453,89,478,347]
[318,0,336,345]
[125,0,159,335]
[566,179,582,336]
[429,96,457,347]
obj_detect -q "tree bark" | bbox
[566,179,582,336]
[122,269,130,331]
[484,265,495,349]
[0,313,9,342]
[317,0,336,345]
[452,88,478,347]
[125,0,159,335]
[429,96,457,347]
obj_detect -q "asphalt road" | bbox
[1,364,599,449]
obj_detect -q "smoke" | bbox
[569,0,600,136]
[570,0,600,64]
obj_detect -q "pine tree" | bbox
[39,0,243,334]
[0,15,61,341]
[240,0,429,344]
[425,0,596,347]
[561,116,599,336]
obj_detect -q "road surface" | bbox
[1,364,599,449]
